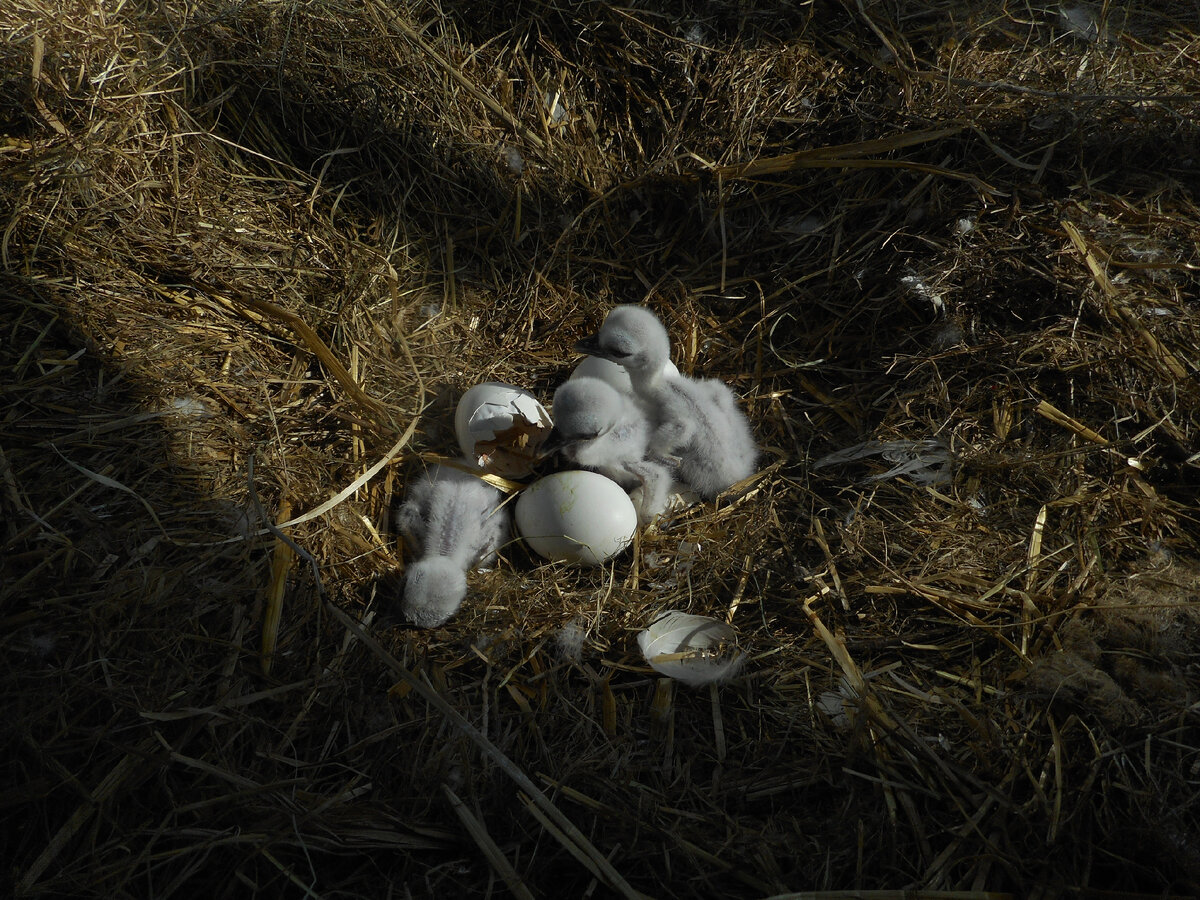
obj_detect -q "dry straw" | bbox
[3,1,1200,898]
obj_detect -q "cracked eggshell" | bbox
[637,611,744,687]
[515,470,637,566]
[570,356,680,395]
[455,382,553,478]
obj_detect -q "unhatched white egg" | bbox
[570,355,680,395]
[455,382,553,478]
[515,470,637,565]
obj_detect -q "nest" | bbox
[3,1,1199,897]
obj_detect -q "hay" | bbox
[2,0,1199,896]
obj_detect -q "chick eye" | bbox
[605,346,631,359]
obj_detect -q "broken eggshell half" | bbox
[454,382,553,478]
[637,611,745,687]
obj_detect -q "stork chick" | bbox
[394,460,509,628]
[575,305,758,499]
[547,376,673,524]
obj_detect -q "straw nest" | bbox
[3,1,1199,897]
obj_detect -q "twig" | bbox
[325,602,650,900]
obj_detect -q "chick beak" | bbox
[573,333,608,359]
[537,426,572,460]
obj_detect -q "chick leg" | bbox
[628,459,673,528]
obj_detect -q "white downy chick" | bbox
[549,376,673,523]
[394,460,510,628]
[575,305,758,499]
[401,559,468,629]
[569,352,680,397]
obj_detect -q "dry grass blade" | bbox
[276,425,418,532]
[802,592,896,732]
[49,447,172,540]
[714,126,967,175]
[364,0,545,152]
[442,785,536,900]
[260,498,293,676]
[518,792,647,900]
[326,602,646,900]
[1061,220,1190,380]
[17,738,159,894]
[711,126,997,192]
[213,288,392,428]
[1033,400,1111,447]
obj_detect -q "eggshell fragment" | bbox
[570,355,680,395]
[637,611,744,687]
[455,382,553,478]
[515,470,637,566]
